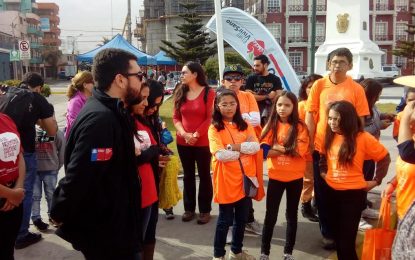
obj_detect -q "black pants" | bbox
[326,186,366,260]
[0,204,23,260]
[143,201,158,244]
[261,178,303,255]
[177,145,212,213]
[81,250,140,260]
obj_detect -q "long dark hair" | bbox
[173,61,210,110]
[212,89,247,132]
[131,83,151,142]
[145,79,165,142]
[360,79,382,117]
[324,101,363,167]
[298,74,322,101]
[260,91,302,156]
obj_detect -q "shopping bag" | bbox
[361,198,396,260]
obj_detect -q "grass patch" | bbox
[377,103,397,114]
[159,98,178,155]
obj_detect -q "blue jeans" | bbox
[17,152,37,239]
[31,170,58,221]
[213,197,249,258]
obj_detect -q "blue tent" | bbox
[154,50,177,65]
[77,34,157,65]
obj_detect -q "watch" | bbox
[226,144,233,151]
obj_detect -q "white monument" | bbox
[314,0,384,79]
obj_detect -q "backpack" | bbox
[0,85,34,131]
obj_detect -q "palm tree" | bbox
[97,36,111,47]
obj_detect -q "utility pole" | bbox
[127,0,132,43]
[11,22,18,80]
[310,0,317,73]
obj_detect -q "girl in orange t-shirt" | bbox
[298,74,322,222]
[208,89,261,260]
[259,91,309,260]
[320,101,390,260]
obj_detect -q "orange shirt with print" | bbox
[393,111,404,139]
[306,76,369,152]
[208,123,264,204]
[325,132,388,190]
[237,90,262,137]
[261,121,309,182]
[395,156,415,219]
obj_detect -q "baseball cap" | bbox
[223,64,244,77]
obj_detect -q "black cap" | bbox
[223,64,244,77]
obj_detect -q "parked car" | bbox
[381,64,401,78]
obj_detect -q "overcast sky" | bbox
[37,0,143,54]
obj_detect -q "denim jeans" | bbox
[31,170,58,221]
[17,152,37,239]
[213,197,249,258]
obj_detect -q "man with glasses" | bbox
[51,48,143,259]
[305,47,369,250]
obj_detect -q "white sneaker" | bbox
[361,208,379,219]
[226,228,232,244]
[213,257,225,260]
[283,254,295,260]
[228,250,256,260]
[259,253,269,260]
[245,220,262,235]
[358,218,373,231]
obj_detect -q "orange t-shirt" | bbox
[261,121,309,182]
[325,132,388,190]
[393,111,404,139]
[306,76,369,152]
[395,156,415,219]
[237,90,262,137]
[208,123,258,204]
[298,100,307,122]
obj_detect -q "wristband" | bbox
[387,181,396,188]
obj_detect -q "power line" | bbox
[60,29,122,32]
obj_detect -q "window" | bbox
[395,56,405,66]
[288,0,304,11]
[288,23,303,42]
[316,0,326,11]
[396,23,407,41]
[396,0,408,11]
[375,22,387,41]
[316,23,325,42]
[288,52,303,71]
[381,48,387,65]
[266,23,281,43]
[376,0,388,11]
[267,0,281,12]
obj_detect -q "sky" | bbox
[37,0,143,54]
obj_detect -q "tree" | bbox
[205,52,252,81]
[42,49,62,79]
[97,36,111,47]
[160,2,216,65]
[393,1,415,74]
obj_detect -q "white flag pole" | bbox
[214,0,225,82]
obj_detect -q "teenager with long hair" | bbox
[259,91,309,260]
[208,89,261,260]
[320,101,390,260]
[173,61,215,224]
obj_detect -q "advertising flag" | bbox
[206,7,301,94]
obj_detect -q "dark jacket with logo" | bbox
[51,88,142,254]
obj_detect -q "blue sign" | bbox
[40,18,50,32]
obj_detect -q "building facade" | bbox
[136,0,413,75]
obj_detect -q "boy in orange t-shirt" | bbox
[392,88,415,141]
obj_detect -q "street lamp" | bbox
[68,34,83,54]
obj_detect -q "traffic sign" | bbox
[18,40,31,60]
[10,49,20,61]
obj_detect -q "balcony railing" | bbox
[375,4,394,11]
[30,42,42,49]
[30,57,43,64]
[267,6,281,13]
[288,5,308,12]
[374,34,393,41]
[27,27,38,34]
[287,36,308,43]
[316,36,325,42]
[396,5,409,12]
[396,35,408,41]
[316,5,326,11]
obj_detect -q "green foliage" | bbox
[97,36,111,47]
[0,80,51,97]
[160,2,216,65]
[205,52,252,80]
[1,79,21,86]
[42,50,62,79]
[41,84,51,97]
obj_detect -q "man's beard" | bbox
[124,83,141,107]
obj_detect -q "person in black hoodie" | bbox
[51,48,143,260]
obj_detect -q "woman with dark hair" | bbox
[173,61,215,224]
[297,74,322,222]
[320,101,390,260]
[259,91,309,260]
[208,89,260,260]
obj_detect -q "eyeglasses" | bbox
[123,72,144,81]
[224,75,242,81]
[218,103,237,108]
[330,60,349,67]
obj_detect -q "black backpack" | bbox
[0,85,34,131]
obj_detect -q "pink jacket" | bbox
[65,91,87,138]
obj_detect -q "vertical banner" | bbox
[206,7,300,94]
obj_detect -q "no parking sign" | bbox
[18,40,31,60]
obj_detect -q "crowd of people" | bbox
[0,46,414,260]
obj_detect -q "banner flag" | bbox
[206,7,301,94]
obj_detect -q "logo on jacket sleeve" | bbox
[91,148,113,161]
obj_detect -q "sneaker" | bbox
[228,250,256,260]
[358,218,373,231]
[33,218,49,231]
[164,208,175,220]
[321,237,336,250]
[15,232,42,249]
[301,202,319,222]
[283,254,294,260]
[182,211,195,222]
[197,212,211,225]
[245,220,262,235]
[226,228,232,244]
[213,257,225,260]
[361,208,379,219]
[259,253,269,260]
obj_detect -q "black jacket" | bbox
[51,88,142,254]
